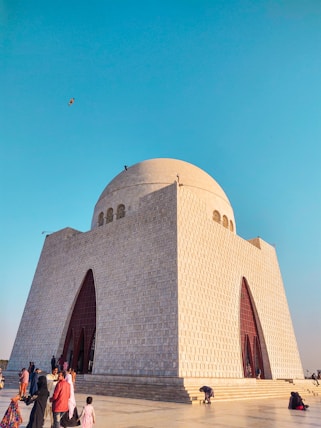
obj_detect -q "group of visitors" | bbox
[1,365,314,426]
[50,356,77,380]
[0,364,95,428]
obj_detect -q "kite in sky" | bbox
[68,97,75,106]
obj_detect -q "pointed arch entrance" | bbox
[63,270,96,374]
[240,277,265,379]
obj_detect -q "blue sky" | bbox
[1,1,320,374]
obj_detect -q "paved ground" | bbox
[1,387,320,427]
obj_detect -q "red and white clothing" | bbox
[65,373,76,418]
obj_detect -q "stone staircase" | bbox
[185,380,319,404]
[74,375,191,403]
[72,376,321,404]
[1,371,20,392]
[3,371,319,404]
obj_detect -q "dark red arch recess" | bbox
[240,277,264,379]
[63,270,96,374]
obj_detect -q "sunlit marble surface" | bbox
[1,387,320,428]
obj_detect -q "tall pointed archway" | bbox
[63,270,96,374]
[240,277,265,379]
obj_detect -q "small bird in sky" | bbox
[68,97,75,106]
[124,165,128,171]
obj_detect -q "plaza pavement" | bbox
[1,387,320,428]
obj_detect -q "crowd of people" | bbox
[0,360,95,428]
[1,360,316,426]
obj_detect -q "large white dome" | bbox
[91,158,235,232]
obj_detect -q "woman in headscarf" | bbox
[29,368,42,396]
[65,369,76,419]
[25,375,49,428]
[60,370,79,427]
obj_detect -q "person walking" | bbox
[50,371,70,428]
[78,397,96,428]
[19,368,29,398]
[24,375,49,428]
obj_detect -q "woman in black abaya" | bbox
[24,375,49,428]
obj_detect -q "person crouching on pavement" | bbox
[199,386,214,404]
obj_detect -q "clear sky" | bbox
[1,1,320,374]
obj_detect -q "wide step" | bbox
[3,372,319,404]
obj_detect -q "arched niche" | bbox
[62,270,96,374]
[240,277,271,379]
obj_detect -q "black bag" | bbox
[60,407,80,427]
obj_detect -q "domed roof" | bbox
[91,158,235,232]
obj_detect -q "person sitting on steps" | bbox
[311,372,319,386]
